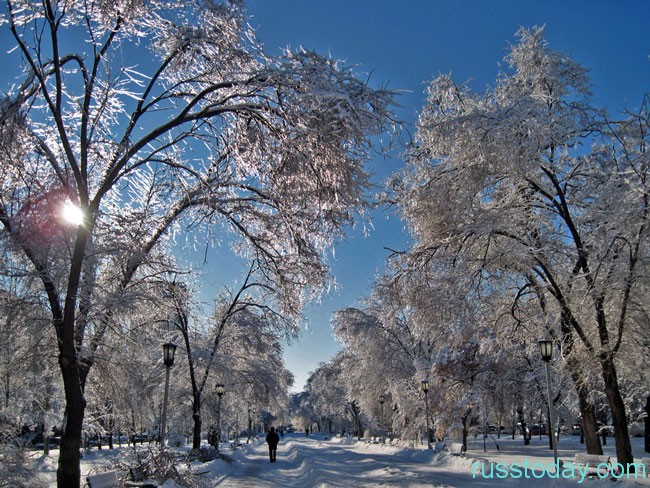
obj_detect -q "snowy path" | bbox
[209,434,650,487]
[215,435,460,487]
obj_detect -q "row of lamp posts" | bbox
[378,381,431,448]
[414,340,557,462]
[380,380,430,449]
[159,342,226,450]
[162,339,557,462]
[246,406,264,441]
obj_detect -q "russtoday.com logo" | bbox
[471,459,648,483]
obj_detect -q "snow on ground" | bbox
[32,433,649,487]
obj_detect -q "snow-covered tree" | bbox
[0,1,396,484]
[398,26,648,467]
[332,254,533,445]
[305,355,351,434]
[214,290,295,434]
[0,283,63,453]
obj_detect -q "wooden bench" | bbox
[86,471,121,488]
[447,442,465,456]
[572,453,611,477]
[124,466,159,487]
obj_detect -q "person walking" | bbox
[266,427,280,462]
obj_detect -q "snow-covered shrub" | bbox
[0,442,47,488]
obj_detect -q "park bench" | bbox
[86,471,121,488]
[87,467,159,488]
[572,453,611,478]
[447,442,465,456]
[124,466,159,487]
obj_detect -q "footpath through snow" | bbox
[206,433,649,487]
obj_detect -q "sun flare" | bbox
[61,202,84,226]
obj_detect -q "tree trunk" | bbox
[192,406,202,450]
[43,377,53,456]
[577,390,602,455]
[517,408,529,445]
[601,355,634,470]
[349,401,362,440]
[52,216,93,488]
[461,410,471,452]
[560,324,601,454]
[57,359,86,488]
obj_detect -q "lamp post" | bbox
[421,380,432,450]
[539,339,559,469]
[215,383,225,453]
[379,395,385,433]
[247,404,252,444]
[160,342,177,448]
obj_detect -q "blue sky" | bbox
[243,0,650,392]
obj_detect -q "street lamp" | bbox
[379,395,385,433]
[215,383,225,453]
[539,339,559,469]
[160,342,177,448]
[421,380,432,450]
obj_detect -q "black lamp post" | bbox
[247,404,252,444]
[215,383,225,453]
[379,395,385,432]
[539,339,559,468]
[160,342,177,448]
[421,380,432,449]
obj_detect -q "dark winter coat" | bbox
[266,431,280,448]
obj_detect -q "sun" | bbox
[61,201,84,226]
